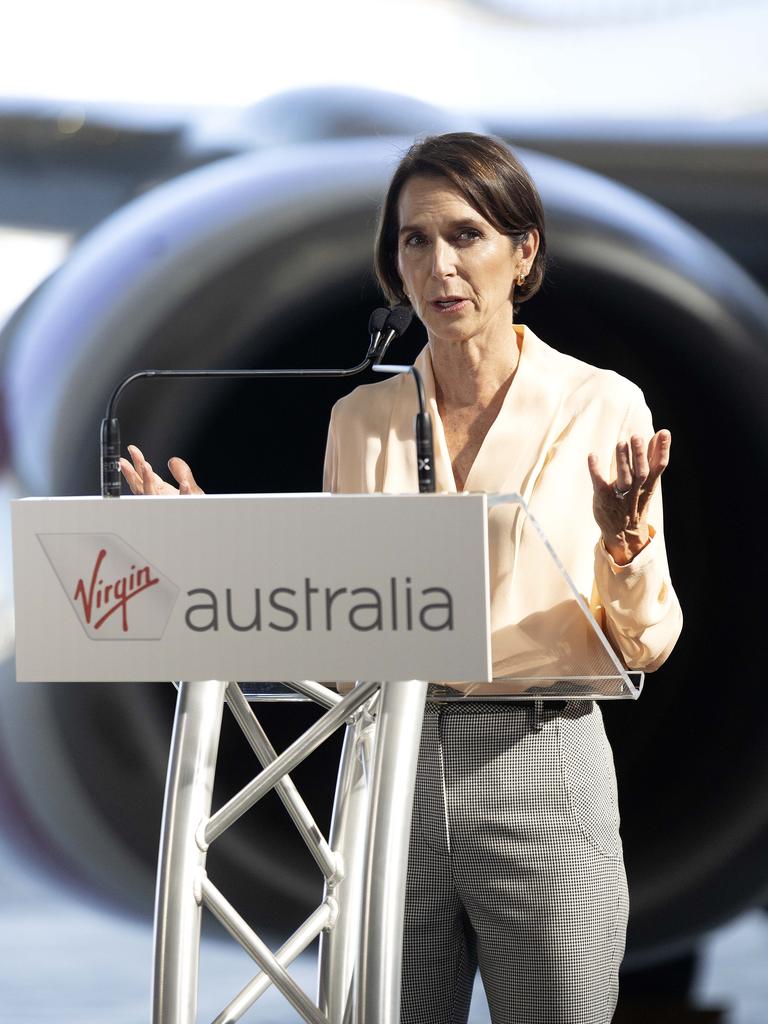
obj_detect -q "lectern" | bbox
[12,492,641,1024]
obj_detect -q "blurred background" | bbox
[1,1,768,1021]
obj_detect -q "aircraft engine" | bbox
[1,134,767,963]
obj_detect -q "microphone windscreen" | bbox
[368,307,389,335]
[384,304,413,338]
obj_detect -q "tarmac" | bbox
[2,836,768,1024]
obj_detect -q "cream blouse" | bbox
[323,323,682,675]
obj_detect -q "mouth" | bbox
[429,297,470,313]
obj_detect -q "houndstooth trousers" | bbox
[401,700,629,1024]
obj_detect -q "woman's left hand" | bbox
[587,430,671,566]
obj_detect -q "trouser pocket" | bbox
[556,704,622,858]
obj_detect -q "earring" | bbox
[517,272,526,286]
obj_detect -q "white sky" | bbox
[1,0,767,119]
[0,228,71,332]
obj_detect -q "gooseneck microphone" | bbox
[366,306,389,357]
[376,304,413,355]
[372,355,436,494]
[371,303,435,492]
[100,306,409,498]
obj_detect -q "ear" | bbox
[520,228,540,267]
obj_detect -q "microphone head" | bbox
[384,304,413,339]
[368,307,389,336]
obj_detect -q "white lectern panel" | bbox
[12,493,491,683]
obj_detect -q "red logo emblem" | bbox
[38,533,178,640]
[73,548,161,632]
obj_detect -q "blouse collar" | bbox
[382,323,567,498]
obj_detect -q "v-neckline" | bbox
[383,324,560,500]
[426,324,528,493]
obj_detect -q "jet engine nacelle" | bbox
[1,132,767,964]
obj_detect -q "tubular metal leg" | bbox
[318,704,377,1023]
[152,677,424,1024]
[152,679,227,1024]
[355,679,428,1024]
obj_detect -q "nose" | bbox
[431,238,456,280]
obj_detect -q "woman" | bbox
[122,133,682,1024]
[323,132,681,1024]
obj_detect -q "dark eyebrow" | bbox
[398,217,486,237]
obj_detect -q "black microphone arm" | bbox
[100,305,409,497]
[371,361,436,494]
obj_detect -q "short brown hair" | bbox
[374,132,546,314]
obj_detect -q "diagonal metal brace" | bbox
[224,682,341,883]
[212,899,337,1024]
[283,679,342,708]
[201,875,329,1024]
[200,680,380,848]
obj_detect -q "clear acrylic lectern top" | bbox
[423,493,642,701]
[244,493,642,703]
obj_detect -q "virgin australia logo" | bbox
[37,533,179,640]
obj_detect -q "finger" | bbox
[128,444,146,473]
[587,452,610,491]
[179,480,190,495]
[168,457,203,494]
[615,442,633,493]
[119,457,144,495]
[647,429,671,483]
[629,435,648,485]
[142,460,157,496]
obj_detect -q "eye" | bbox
[403,232,428,248]
[457,228,482,243]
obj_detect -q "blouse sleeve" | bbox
[322,402,339,493]
[591,390,683,672]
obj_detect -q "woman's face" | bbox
[396,174,536,345]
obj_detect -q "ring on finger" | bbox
[613,483,631,499]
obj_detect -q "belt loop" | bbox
[528,698,544,733]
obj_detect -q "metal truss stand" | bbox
[152,677,428,1024]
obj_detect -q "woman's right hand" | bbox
[119,444,204,495]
